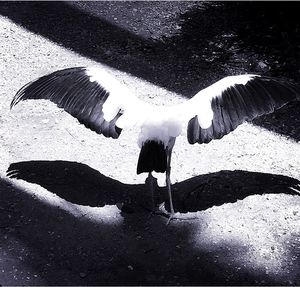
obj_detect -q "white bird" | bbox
[11,67,300,221]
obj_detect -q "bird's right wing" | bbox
[11,67,143,139]
[185,75,300,144]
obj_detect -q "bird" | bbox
[10,66,300,221]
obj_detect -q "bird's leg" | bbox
[166,156,175,215]
[145,171,161,213]
[146,172,155,210]
[165,137,176,223]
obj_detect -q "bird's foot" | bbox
[156,203,201,223]
[154,202,175,225]
[142,202,199,224]
[166,212,175,225]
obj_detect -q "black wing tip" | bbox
[10,98,16,110]
[10,77,37,110]
[10,66,89,110]
[10,101,16,110]
[10,89,24,110]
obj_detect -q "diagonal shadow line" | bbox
[0,1,216,97]
[1,2,299,94]
[6,160,300,213]
[1,1,300,141]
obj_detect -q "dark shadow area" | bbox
[0,1,219,97]
[1,2,299,88]
[0,176,192,285]
[2,162,300,285]
[232,2,300,80]
[177,2,300,80]
[173,169,300,213]
[252,101,300,142]
[7,160,300,213]
[7,160,145,208]
[175,2,300,141]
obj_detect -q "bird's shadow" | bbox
[7,160,299,213]
[4,160,300,285]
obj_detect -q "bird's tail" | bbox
[137,140,167,174]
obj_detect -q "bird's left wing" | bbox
[11,67,143,139]
[185,75,300,144]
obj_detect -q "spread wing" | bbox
[11,67,142,139]
[186,75,300,144]
[11,68,300,145]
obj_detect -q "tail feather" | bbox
[137,140,167,174]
